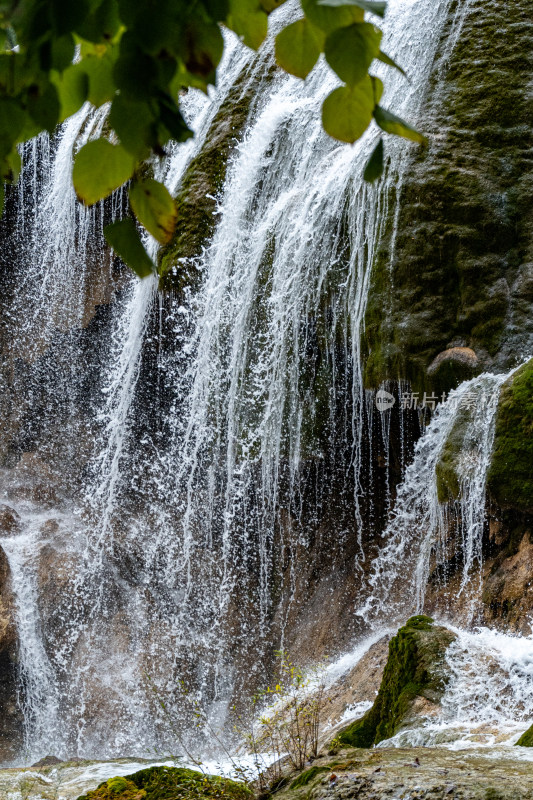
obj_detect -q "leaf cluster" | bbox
[0,0,426,277]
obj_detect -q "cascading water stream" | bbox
[357,368,521,627]
[150,0,466,661]
[378,625,533,749]
[2,0,527,768]
[0,527,61,758]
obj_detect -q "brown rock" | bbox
[0,545,23,762]
[31,755,63,767]
[0,546,15,650]
[427,347,479,376]
[482,533,533,632]
[0,504,21,536]
[319,636,390,744]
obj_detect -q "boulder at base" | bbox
[76,767,252,800]
[516,724,533,747]
[336,615,456,747]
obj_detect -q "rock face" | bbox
[0,505,20,535]
[481,528,533,632]
[488,358,533,513]
[0,545,22,762]
[158,70,255,293]
[427,346,479,381]
[337,617,456,748]
[363,0,533,393]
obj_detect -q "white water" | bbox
[377,625,533,749]
[1,0,530,771]
[1,529,61,757]
[149,0,466,654]
[358,369,519,626]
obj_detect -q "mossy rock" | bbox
[157,69,255,294]
[434,395,478,503]
[336,616,455,748]
[487,359,533,513]
[76,767,252,800]
[361,0,533,390]
[516,724,533,747]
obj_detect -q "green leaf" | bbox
[109,94,154,157]
[204,0,230,19]
[183,19,224,79]
[49,0,91,37]
[377,49,407,78]
[227,0,268,49]
[76,0,121,43]
[51,34,76,71]
[316,0,387,17]
[321,76,375,143]
[113,37,157,100]
[275,18,321,79]
[363,136,383,181]
[370,75,383,103]
[26,82,61,133]
[16,112,42,145]
[1,147,22,183]
[129,179,177,244]
[373,105,427,144]
[51,64,89,122]
[104,217,155,278]
[324,22,381,86]
[73,139,135,205]
[0,99,26,158]
[302,0,364,33]
[260,0,289,10]
[157,94,193,143]
[80,53,116,106]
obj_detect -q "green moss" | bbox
[487,359,533,513]
[336,616,455,748]
[157,69,258,294]
[77,767,252,800]
[289,767,330,789]
[516,724,533,747]
[361,0,533,391]
[434,408,473,503]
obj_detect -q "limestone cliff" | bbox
[362,0,533,393]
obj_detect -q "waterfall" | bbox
[150,0,466,654]
[0,526,62,759]
[2,0,526,768]
[357,369,519,626]
[377,626,533,748]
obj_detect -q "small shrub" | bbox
[236,651,332,788]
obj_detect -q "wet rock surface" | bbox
[338,618,456,748]
[0,505,20,536]
[0,545,22,763]
[363,0,533,392]
[277,747,533,800]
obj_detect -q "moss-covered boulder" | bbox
[336,616,455,748]
[76,767,252,800]
[516,724,533,747]
[487,359,533,513]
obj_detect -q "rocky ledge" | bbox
[3,751,533,800]
[274,746,533,800]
